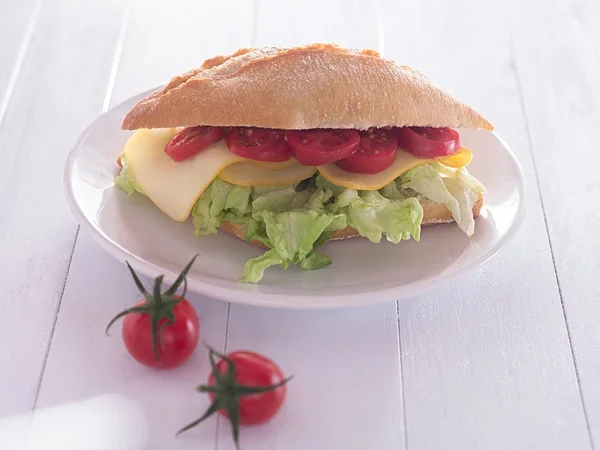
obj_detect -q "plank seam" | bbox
[102,0,131,112]
[396,301,409,450]
[507,21,596,450]
[31,227,79,411]
[30,0,132,411]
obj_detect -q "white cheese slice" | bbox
[124,128,296,222]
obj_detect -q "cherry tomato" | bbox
[121,297,199,369]
[396,126,460,158]
[177,347,292,448]
[285,129,360,165]
[208,351,288,425]
[336,128,398,174]
[165,126,224,162]
[106,255,200,370]
[226,127,291,162]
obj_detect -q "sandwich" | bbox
[115,43,492,283]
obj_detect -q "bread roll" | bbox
[122,44,493,132]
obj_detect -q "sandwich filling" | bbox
[115,126,485,283]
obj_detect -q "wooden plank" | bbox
[0,0,125,419]
[507,0,600,443]
[110,0,254,104]
[0,0,41,121]
[34,233,229,450]
[34,0,253,448]
[254,0,380,48]
[381,0,593,448]
[219,305,405,450]
[215,2,406,450]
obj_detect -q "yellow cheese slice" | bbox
[317,147,472,190]
[220,162,317,186]
[124,129,297,222]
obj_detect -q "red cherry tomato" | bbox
[177,347,292,448]
[285,129,360,166]
[335,128,398,174]
[165,126,224,162]
[226,127,291,162]
[121,297,199,369]
[396,126,460,158]
[106,256,200,370]
[208,351,287,425]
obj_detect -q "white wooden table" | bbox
[1,0,599,448]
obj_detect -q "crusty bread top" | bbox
[122,43,493,131]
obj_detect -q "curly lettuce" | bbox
[115,159,485,283]
[399,164,485,236]
[114,155,144,196]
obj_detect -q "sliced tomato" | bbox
[396,126,460,158]
[336,128,398,174]
[165,126,224,162]
[226,127,291,162]
[285,129,360,166]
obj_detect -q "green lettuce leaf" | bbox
[188,178,346,283]
[346,192,423,244]
[239,209,346,283]
[191,178,252,236]
[317,175,423,244]
[116,160,485,284]
[220,212,267,244]
[240,249,286,283]
[301,252,332,270]
[400,164,485,236]
[379,179,406,201]
[114,155,144,197]
[260,209,346,263]
[251,187,312,214]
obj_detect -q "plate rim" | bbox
[63,89,527,309]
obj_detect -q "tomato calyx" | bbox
[105,255,198,365]
[177,346,293,449]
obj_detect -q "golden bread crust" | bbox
[218,193,484,249]
[122,44,493,131]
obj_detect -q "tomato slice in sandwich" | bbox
[335,128,398,174]
[164,126,224,162]
[285,129,360,166]
[226,127,292,162]
[396,126,460,158]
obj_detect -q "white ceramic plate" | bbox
[64,89,525,309]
